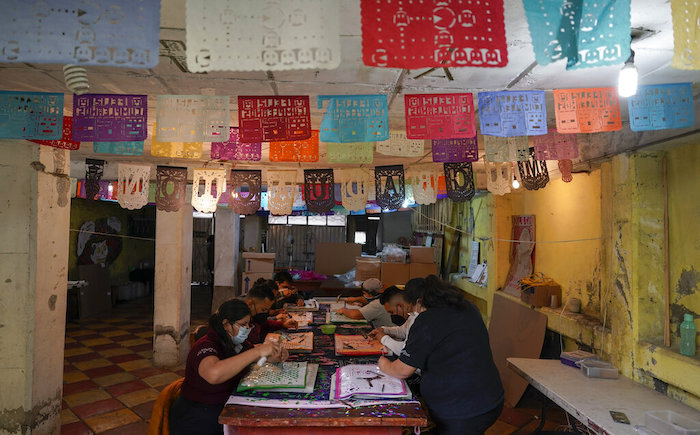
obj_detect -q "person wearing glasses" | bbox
[170,299,285,435]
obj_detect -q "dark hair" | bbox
[247,279,276,301]
[403,278,426,305]
[379,286,402,304]
[420,275,470,310]
[208,299,251,356]
[193,325,208,341]
[274,270,294,285]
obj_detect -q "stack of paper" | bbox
[332,364,411,400]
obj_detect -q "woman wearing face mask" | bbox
[170,299,283,435]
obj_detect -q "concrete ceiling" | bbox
[1,0,699,183]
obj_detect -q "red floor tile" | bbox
[65,342,85,350]
[60,421,94,435]
[62,380,99,397]
[131,400,155,420]
[112,335,138,342]
[72,398,125,420]
[128,343,152,352]
[99,421,149,435]
[64,364,78,373]
[105,380,149,397]
[91,343,121,351]
[109,354,143,364]
[75,334,101,340]
[129,367,169,379]
[67,353,101,363]
[83,365,124,378]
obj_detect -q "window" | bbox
[354,231,367,244]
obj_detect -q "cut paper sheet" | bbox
[238,96,311,143]
[404,93,476,139]
[318,95,389,143]
[1,0,160,67]
[484,158,512,196]
[303,169,335,214]
[374,165,405,211]
[267,170,298,216]
[72,94,147,141]
[406,165,439,205]
[186,0,340,72]
[339,168,370,212]
[361,0,507,68]
[269,131,320,162]
[29,116,79,150]
[155,166,187,212]
[0,91,63,139]
[191,169,227,213]
[151,123,203,159]
[443,162,475,203]
[627,83,695,131]
[478,91,547,137]
[376,132,424,157]
[325,142,374,164]
[210,128,261,161]
[553,87,622,133]
[532,130,579,161]
[85,159,105,200]
[229,170,262,215]
[431,137,479,163]
[522,0,631,70]
[93,141,144,155]
[671,0,700,70]
[484,136,530,162]
[518,149,550,191]
[559,159,574,183]
[117,163,150,210]
[156,95,229,142]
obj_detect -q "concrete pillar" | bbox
[153,202,193,367]
[0,142,70,434]
[211,208,240,312]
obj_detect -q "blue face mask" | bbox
[231,325,251,345]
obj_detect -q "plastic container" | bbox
[680,314,697,357]
[320,324,336,334]
[577,359,619,379]
[645,410,700,435]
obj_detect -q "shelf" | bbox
[454,277,489,301]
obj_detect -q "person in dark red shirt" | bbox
[170,299,284,435]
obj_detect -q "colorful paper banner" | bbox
[553,87,622,133]
[443,162,475,202]
[627,83,695,131]
[484,136,530,162]
[150,123,203,159]
[267,170,298,216]
[517,149,550,191]
[85,159,105,200]
[318,95,389,143]
[484,158,511,196]
[671,0,700,69]
[361,0,507,68]
[559,159,574,183]
[431,137,479,163]
[1,0,160,67]
[303,169,335,214]
[230,170,262,215]
[238,96,311,143]
[325,142,374,164]
[72,94,147,141]
[405,93,476,139]
[269,131,320,162]
[29,116,79,150]
[155,166,187,212]
[376,132,424,157]
[210,127,262,161]
[192,169,227,213]
[407,165,439,205]
[0,91,63,139]
[374,165,405,210]
[532,129,579,161]
[156,95,229,142]
[478,91,547,137]
[186,0,340,72]
[117,163,150,210]
[339,168,370,212]
[93,141,144,155]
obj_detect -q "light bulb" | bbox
[401,200,409,208]
[512,178,520,189]
[618,63,638,97]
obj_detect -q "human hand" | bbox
[377,356,390,372]
[282,318,298,329]
[336,308,349,316]
[267,343,288,363]
[369,328,386,340]
[255,342,277,359]
[296,299,305,307]
[275,312,289,321]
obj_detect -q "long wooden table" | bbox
[507,357,700,434]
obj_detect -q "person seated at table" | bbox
[336,281,396,328]
[270,270,304,312]
[378,275,504,435]
[243,279,297,344]
[370,278,425,356]
[344,277,382,306]
[170,299,286,435]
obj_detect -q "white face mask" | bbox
[231,324,251,345]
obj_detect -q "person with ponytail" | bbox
[378,275,504,435]
[170,299,284,435]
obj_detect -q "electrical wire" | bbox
[69,228,155,242]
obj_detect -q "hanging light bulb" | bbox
[63,64,90,95]
[618,50,638,97]
[512,176,520,189]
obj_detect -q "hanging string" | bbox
[69,228,155,242]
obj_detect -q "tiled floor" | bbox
[62,288,571,434]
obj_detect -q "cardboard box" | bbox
[241,272,273,293]
[381,263,410,288]
[410,246,435,264]
[242,252,276,273]
[520,284,562,308]
[409,262,438,279]
[315,242,362,275]
[356,256,381,281]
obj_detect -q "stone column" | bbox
[153,201,193,367]
[0,142,70,434]
[211,207,240,312]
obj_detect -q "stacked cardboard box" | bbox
[355,256,381,281]
[409,246,438,279]
[241,252,275,293]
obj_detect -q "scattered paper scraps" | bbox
[339,168,370,212]
[517,149,550,191]
[267,170,298,216]
[376,132,424,157]
[627,83,695,131]
[150,123,203,159]
[210,127,262,161]
[404,93,476,139]
[155,166,187,212]
[532,129,579,161]
[229,170,262,215]
[325,142,374,164]
[407,165,440,206]
[361,0,507,68]
[72,94,147,141]
[0,91,63,140]
[303,169,335,214]
[553,87,622,133]
[156,95,229,142]
[29,116,79,150]
[484,136,530,162]
[191,168,227,213]
[269,130,320,162]
[93,141,143,155]
[443,162,475,202]
[374,165,405,210]
[478,91,547,137]
[319,95,389,143]
[670,0,700,70]
[238,96,311,143]
[431,137,479,163]
[85,159,105,200]
[484,158,512,196]
[117,163,150,210]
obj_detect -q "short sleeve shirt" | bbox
[358,299,395,328]
[399,305,504,419]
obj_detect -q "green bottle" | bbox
[680,314,697,357]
